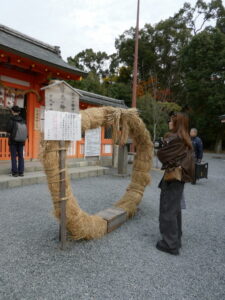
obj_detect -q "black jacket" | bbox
[191,136,203,161]
[157,134,195,183]
[6,115,26,145]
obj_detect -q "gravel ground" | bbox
[0,153,225,300]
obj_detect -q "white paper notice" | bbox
[44,110,81,141]
[84,127,101,157]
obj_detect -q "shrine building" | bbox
[0,24,126,161]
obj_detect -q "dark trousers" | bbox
[10,143,24,174]
[159,179,184,249]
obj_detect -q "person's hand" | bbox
[197,159,201,163]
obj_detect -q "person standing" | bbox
[156,113,194,255]
[190,128,203,163]
[6,105,27,177]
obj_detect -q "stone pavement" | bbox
[0,152,224,299]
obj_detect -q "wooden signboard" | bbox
[45,82,79,113]
[41,81,81,250]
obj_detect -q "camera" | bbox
[154,137,164,149]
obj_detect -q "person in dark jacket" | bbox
[190,128,203,163]
[6,105,26,177]
[156,112,194,255]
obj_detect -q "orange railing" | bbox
[0,138,10,160]
[0,138,31,160]
[0,132,113,160]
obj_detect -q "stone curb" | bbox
[0,166,109,190]
[0,160,102,175]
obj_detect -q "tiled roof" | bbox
[75,88,127,108]
[0,24,85,76]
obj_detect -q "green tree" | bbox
[102,66,133,105]
[137,94,181,141]
[181,27,225,150]
[66,1,225,150]
[175,0,225,35]
[68,49,132,105]
[114,1,225,103]
[68,48,110,78]
[104,81,132,106]
[69,72,105,95]
[114,15,192,102]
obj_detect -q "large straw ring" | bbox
[40,107,153,240]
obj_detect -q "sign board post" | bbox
[118,145,128,175]
[59,140,66,249]
[41,81,81,250]
[43,111,81,241]
[118,139,132,175]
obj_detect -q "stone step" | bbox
[0,165,110,190]
[0,159,102,175]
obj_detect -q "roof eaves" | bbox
[0,44,86,76]
[0,24,58,55]
[75,88,125,105]
[80,96,127,108]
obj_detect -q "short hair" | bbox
[11,105,21,113]
[191,128,198,134]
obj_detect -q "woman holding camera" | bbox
[156,112,194,255]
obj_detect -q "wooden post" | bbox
[112,145,119,168]
[59,140,67,250]
[118,145,128,175]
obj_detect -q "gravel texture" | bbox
[0,153,225,300]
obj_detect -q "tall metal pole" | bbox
[132,0,140,108]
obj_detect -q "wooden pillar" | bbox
[118,145,128,175]
[112,145,119,168]
[26,92,34,159]
[31,83,41,159]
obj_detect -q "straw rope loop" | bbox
[40,107,153,240]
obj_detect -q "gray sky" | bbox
[0,0,213,60]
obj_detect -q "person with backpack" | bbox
[6,105,27,177]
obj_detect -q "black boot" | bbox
[156,240,179,255]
